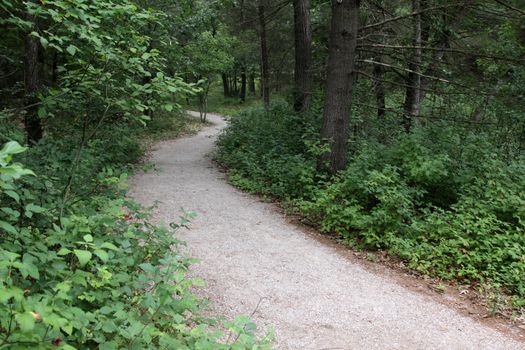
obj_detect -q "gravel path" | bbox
[130,112,524,350]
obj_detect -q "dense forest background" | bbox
[215,0,525,320]
[1,0,525,348]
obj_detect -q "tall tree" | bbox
[23,3,43,144]
[320,0,360,174]
[222,73,230,97]
[258,1,270,111]
[292,0,313,113]
[249,73,256,95]
[240,68,247,102]
[402,0,423,133]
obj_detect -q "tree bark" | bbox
[51,51,59,86]
[233,72,238,96]
[222,73,230,97]
[402,0,423,133]
[320,0,360,174]
[24,6,43,144]
[258,2,270,111]
[249,73,256,95]
[240,70,247,102]
[373,55,386,118]
[293,0,313,113]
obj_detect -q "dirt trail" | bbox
[130,112,524,350]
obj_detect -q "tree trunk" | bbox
[240,70,247,102]
[24,6,43,144]
[227,76,231,96]
[199,81,210,123]
[222,73,230,97]
[258,2,270,111]
[51,51,59,86]
[319,0,360,174]
[293,0,313,113]
[402,0,423,133]
[249,73,256,95]
[373,56,386,118]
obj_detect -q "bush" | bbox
[217,103,318,199]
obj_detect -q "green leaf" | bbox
[39,36,48,49]
[15,312,35,333]
[66,45,77,56]
[101,242,118,251]
[1,207,20,218]
[62,322,73,335]
[22,258,39,279]
[5,190,20,202]
[0,287,23,303]
[37,106,46,118]
[102,320,118,332]
[57,247,71,256]
[1,141,27,155]
[25,203,46,218]
[73,249,92,266]
[0,220,17,234]
[94,249,108,262]
[83,234,93,242]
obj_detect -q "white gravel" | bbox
[130,112,525,350]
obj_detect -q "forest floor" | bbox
[129,112,525,350]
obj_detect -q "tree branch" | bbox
[359,2,475,31]
[358,43,525,63]
[493,0,525,15]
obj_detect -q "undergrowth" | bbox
[0,112,274,349]
[216,103,525,313]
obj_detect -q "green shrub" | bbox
[217,103,318,199]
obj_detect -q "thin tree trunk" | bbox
[240,70,247,102]
[402,0,423,133]
[228,76,232,96]
[51,51,58,86]
[24,6,43,144]
[293,0,313,113]
[373,55,386,118]
[320,0,360,174]
[259,2,270,111]
[222,73,230,97]
[249,73,256,95]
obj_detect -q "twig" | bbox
[357,44,525,64]
[227,296,267,344]
[493,0,525,15]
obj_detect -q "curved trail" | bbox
[130,112,524,350]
